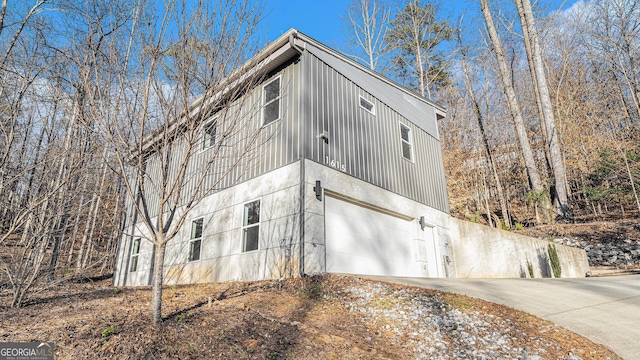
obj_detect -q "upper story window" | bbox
[359,95,375,115]
[189,218,203,261]
[242,199,260,252]
[129,238,141,272]
[400,123,413,161]
[201,119,217,150]
[262,77,281,124]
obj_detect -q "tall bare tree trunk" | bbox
[515,0,570,219]
[479,0,552,223]
[66,175,90,264]
[81,156,109,269]
[458,38,510,227]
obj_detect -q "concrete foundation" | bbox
[448,218,590,278]
[114,160,589,287]
[114,162,302,287]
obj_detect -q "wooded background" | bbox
[1,0,638,309]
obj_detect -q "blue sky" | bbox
[262,0,580,51]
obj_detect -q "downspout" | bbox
[289,32,306,277]
[289,31,303,54]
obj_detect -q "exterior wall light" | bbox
[314,180,322,201]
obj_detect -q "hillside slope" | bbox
[0,275,619,359]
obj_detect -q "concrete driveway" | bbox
[362,275,640,360]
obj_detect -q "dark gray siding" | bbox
[129,47,449,220]
[301,52,449,213]
[139,58,304,219]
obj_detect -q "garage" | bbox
[325,195,419,277]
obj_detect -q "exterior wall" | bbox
[301,159,453,277]
[113,57,307,286]
[448,219,589,278]
[136,57,304,219]
[113,162,302,287]
[300,52,449,213]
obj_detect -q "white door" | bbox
[325,196,415,277]
[415,225,441,278]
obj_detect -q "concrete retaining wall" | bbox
[114,162,302,287]
[448,218,589,278]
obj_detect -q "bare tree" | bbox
[457,22,510,227]
[515,0,570,219]
[343,0,391,72]
[479,0,552,223]
[92,0,267,324]
[585,0,640,125]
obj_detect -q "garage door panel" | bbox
[325,196,416,276]
[326,232,412,259]
[326,251,409,277]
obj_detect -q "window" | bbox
[129,238,140,272]
[189,218,203,261]
[400,123,413,161]
[262,77,281,124]
[201,119,217,150]
[242,200,260,252]
[359,96,375,115]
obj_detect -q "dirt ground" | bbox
[0,275,620,359]
[518,218,640,268]
[518,219,640,244]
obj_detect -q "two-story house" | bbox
[113,29,589,287]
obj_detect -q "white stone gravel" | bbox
[327,279,583,360]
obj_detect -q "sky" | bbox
[261,0,581,52]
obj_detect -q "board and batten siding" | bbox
[301,52,449,213]
[131,57,304,220]
[121,47,448,223]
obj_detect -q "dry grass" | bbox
[0,275,621,359]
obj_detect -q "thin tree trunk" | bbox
[479,0,552,223]
[151,237,167,324]
[515,0,570,219]
[482,173,494,227]
[102,178,124,273]
[66,176,90,265]
[458,42,511,227]
[81,158,108,269]
[76,191,97,269]
[621,149,640,212]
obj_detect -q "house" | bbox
[113,29,589,287]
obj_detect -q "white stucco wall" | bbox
[302,159,453,277]
[113,158,590,286]
[448,218,589,278]
[114,162,302,286]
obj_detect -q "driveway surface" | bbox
[362,275,640,360]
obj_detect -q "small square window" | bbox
[263,77,281,124]
[359,96,375,114]
[189,218,203,261]
[400,123,413,161]
[202,119,217,150]
[130,238,141,272]
[242,200,260,252]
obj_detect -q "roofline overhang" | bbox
[132,29,302,160]
[290,30,447,116]
[131,28,447,160]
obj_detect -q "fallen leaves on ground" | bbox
[0,274,621,359]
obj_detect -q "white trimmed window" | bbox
[129,238,140,272]
[201,118,217,150]
[262,77,281,124]
[242,200,260,252]
[359,95,375,115]
[189,218,203,261]
[400,123,413,161]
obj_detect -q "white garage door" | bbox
[325,196,416,277]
